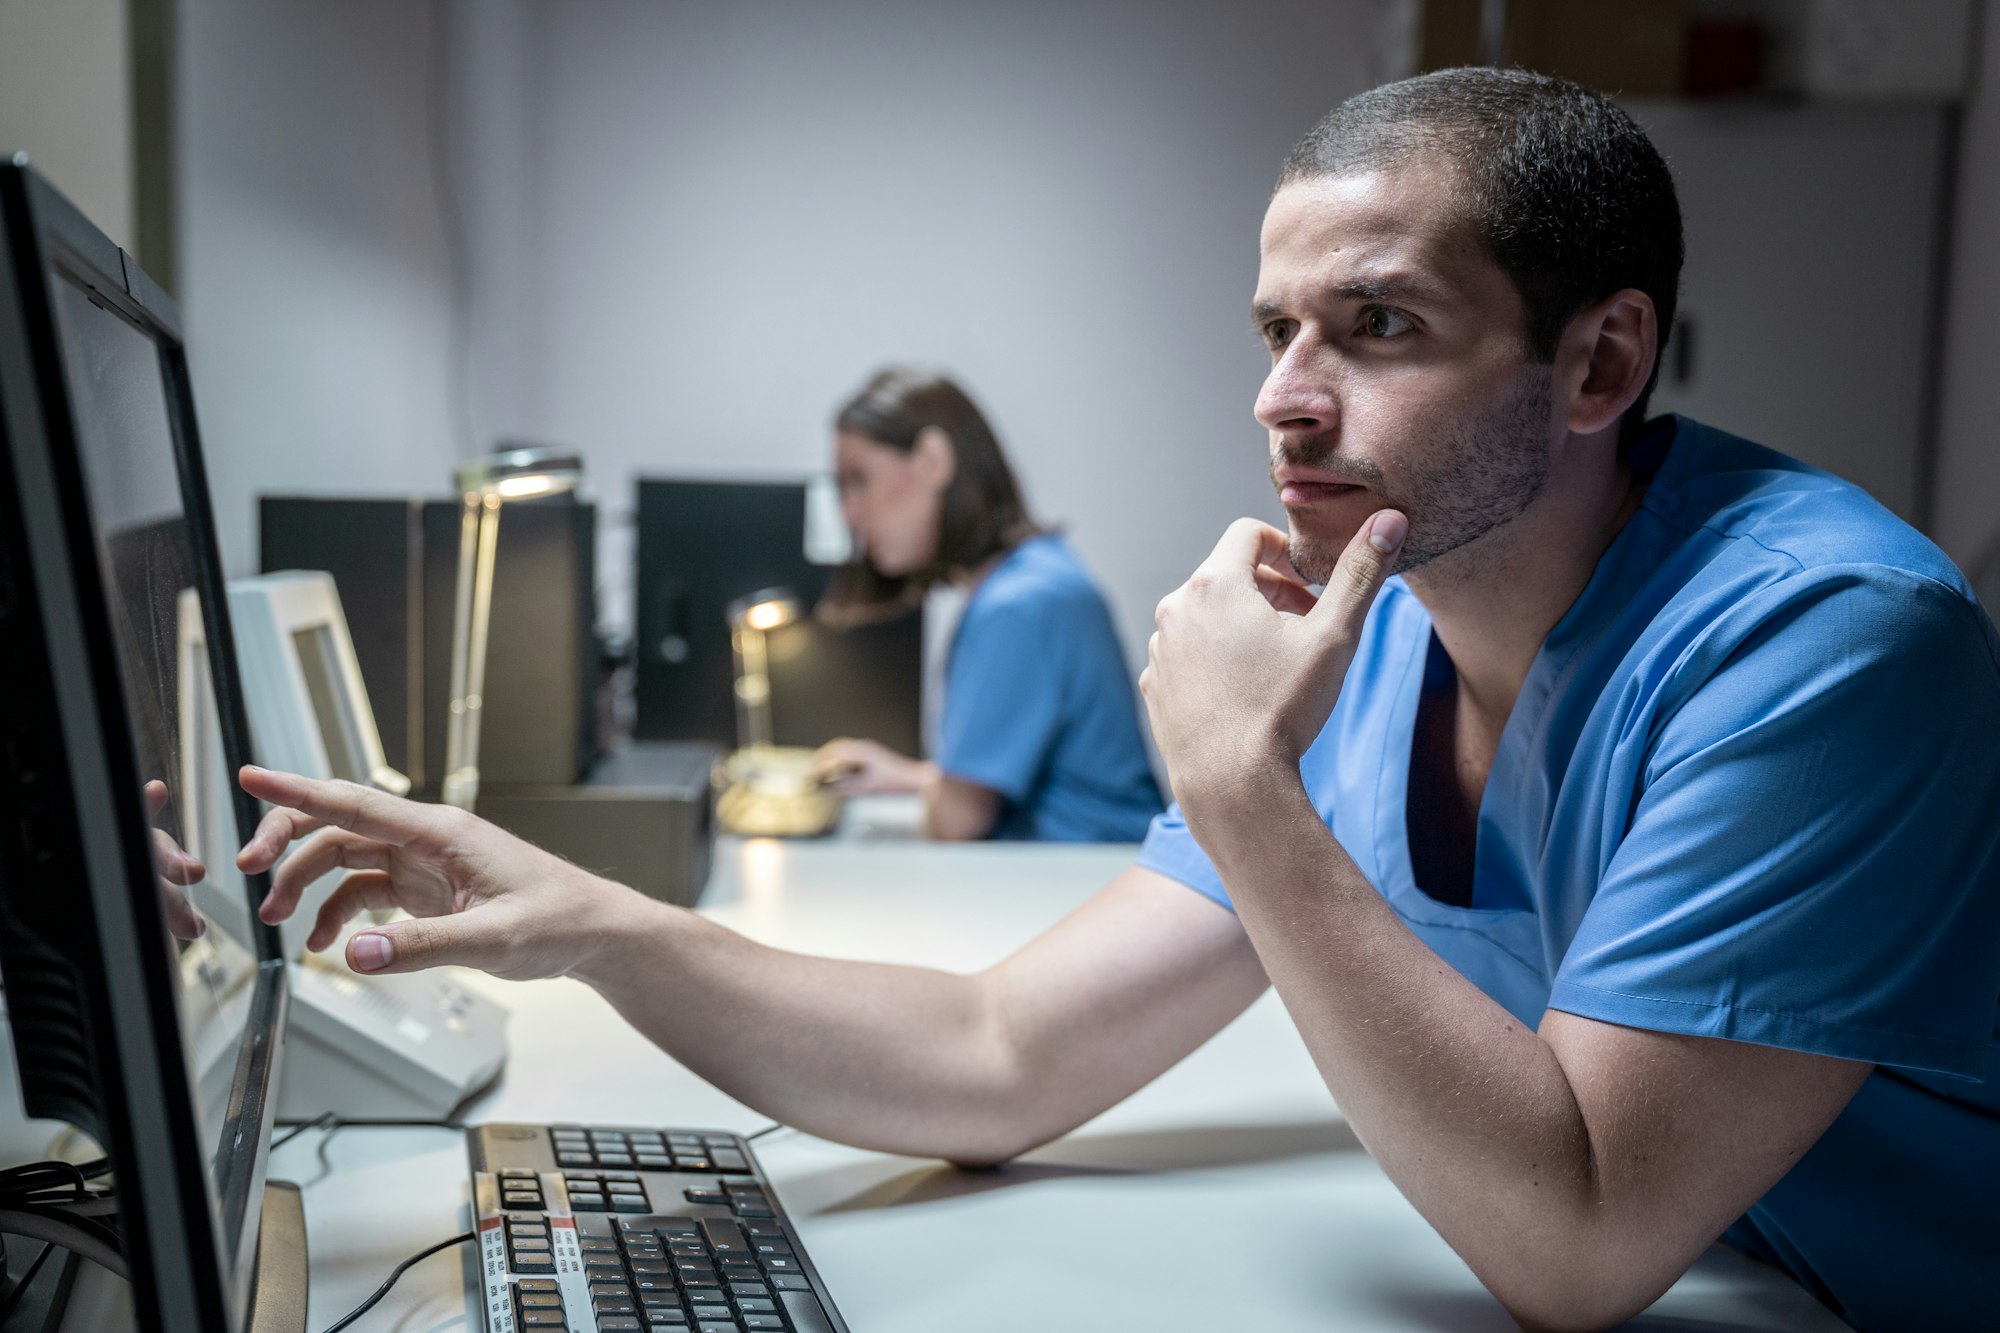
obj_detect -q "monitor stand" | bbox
[1,1181,307,1332]
[248,1181,308,1333]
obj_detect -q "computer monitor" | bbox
[632,478,926,756]
[0,159,294,1329]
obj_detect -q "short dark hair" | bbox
[1279,67,1683,442]
[819,367,1040,624]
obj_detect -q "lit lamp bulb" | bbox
[440,446,583,811]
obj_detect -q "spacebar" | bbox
[780,1290,836,1333]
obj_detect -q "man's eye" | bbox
[1266,322,1294,349]
[1363,307,1414,338]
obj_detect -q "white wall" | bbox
[0,0,133,247]
[462,0,1395,669]
[176,0,463,575]
[1933,0,2000,597]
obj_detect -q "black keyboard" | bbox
[469,1123,849,1333]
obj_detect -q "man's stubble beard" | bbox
[1280,367,1557,587]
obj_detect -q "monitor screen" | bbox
[46,268,264,1206]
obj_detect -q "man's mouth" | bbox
[1273,468,1363,507]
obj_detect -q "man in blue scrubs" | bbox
[242,69,1998,1331]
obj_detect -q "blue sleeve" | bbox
[1134,802,1234,910]
[1549,570,2000,1079]
[936,594,1070,801]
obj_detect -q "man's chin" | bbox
[1286,532,1342,587]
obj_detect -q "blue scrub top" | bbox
[937,533,1162,841]
[1138,418,2000,1331]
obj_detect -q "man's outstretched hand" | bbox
[236,765,637,982]
[1139,511,1405,835]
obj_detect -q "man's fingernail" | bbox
[352,933,393,971]
[1369,511,1408,554]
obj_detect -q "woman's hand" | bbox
[813,738,926,794]
[235,765,647,981]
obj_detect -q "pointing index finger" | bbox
[238,766,434,849]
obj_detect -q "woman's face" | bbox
[834,429,947,577]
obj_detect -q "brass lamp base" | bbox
[715,744,844,838]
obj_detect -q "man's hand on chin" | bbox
[1139,510,1406,840]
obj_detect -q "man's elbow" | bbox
[1484,1252,1678,1333]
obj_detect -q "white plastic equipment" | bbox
[178,573,507,1120]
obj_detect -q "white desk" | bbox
[287,834,1852,1332]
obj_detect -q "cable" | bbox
[269,1112,340,1152]
[269,1115,463,1154]
[0,1241,52,1321]
[745,1121,790,1142]
[318,1230,475,1333]
[0,1207,127,1282]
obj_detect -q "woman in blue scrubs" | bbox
[812,368,1161,842]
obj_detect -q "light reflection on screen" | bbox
[47,273,256,1200]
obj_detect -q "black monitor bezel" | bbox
[0,157,286,1331]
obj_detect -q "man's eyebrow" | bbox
[1252,273,1455,324]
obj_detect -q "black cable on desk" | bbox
[318,1230,476,1333]
[270,1115,464,1153]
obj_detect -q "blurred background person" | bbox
[813,368,1162,841]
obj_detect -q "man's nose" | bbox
[1254,341,1337,435]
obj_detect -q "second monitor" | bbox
[633,478,925,757]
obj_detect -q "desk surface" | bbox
[288,830,1852,1332]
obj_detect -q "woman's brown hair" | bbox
[819,367,1040,625]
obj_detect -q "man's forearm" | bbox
[572,891,1025,1163]
[1190,777,1670,1323]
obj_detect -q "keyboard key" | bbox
[779,1290,836,1333]
[758,1256,799,1275]
[611,1193,650,1212]
[501,1167,538,1179]
[521,1312,567,1328]
[733,1204,774,1219]
[514,1255,556,1273]
[594,1297,639,1315]
[734,1297,777,1315]
[598,1320,645,1332]
[741,1222,784,1240]
[739,1317,784,1331]
[558,1153,596,1169]
[645,1315,690,1328]
[768,1275,811,1291]
[710,1151,750,1172]
[580,1237,621,1253]
[674,1156,714,1171]
[518,1292,562,1309]
[517,1278,561,1293]
[684,1188,728,1205]
[637,1154,674,1169]
[728,1283,770,1300]
[696,1323,742,1333]
[510,1237,552,1252]
[700,1217,748,1256]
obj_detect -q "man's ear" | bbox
[1562,288,1657,438]
[913,425,957,492]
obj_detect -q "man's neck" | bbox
[1403,445,1643,732]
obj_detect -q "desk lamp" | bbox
[716,587,843,836]
[441,447,584,810]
